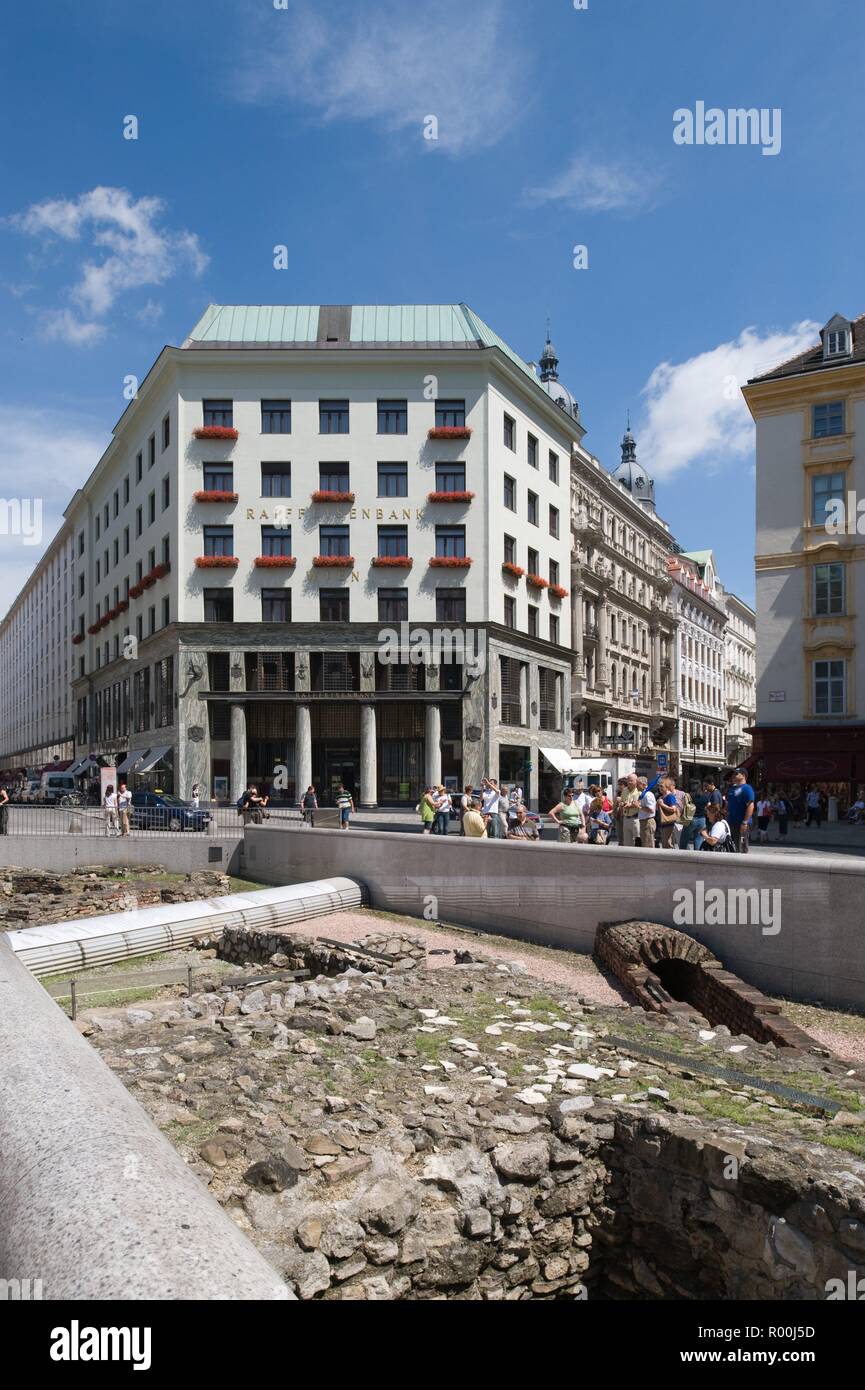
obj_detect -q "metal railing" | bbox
[0,802,304,838]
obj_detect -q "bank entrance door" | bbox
[322,746,359,805]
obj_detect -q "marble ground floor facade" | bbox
[72,622,573,809]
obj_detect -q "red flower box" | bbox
[311,490,355,504]
[502,562,524,579]
[72,633,84,645]
[195,555,239,568]
[107,607,120,621]
[372,556,413,568]
[192,426,238,441]
[549,584,569,599]
[428,427,472,440]
[151,562,171,579]
[429,556,473,568]
[254,555,296,568]
[87,623,100,635]
[427,490,475,503]
[116,599,129,612]
[141,574,156,588]
[194,490,238,503]
[526,574,549,590]
[129,583,144,599]
[313,555,354,567]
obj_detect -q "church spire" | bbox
[621,416,637,463]
[539,324,559,382]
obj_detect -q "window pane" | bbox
[262,589,291,621]
[435,587,466,622]
[319,465,350,491]
[435,462,466,492]
[203,526,234,557]
[261,400,292,433]
[377,400,407,434]
[435,525,466,558]
[320,525,350,556]
[319,400,349,433]
[378,525,408,557]
[377,462,408,497]
[203,399,233,428]
[435,399,465,428]
[320,589,350,621]
[262,525,293,556]
[378,588,408,622]
[203,465,234,492]
[261,463,291,497]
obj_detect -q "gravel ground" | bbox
[307,908,629,1007]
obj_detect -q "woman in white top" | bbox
[191,783,200,810]
[699,803,731,850]
[103,783,119,837]
[755,795,773,844]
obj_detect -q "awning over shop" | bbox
[763,753,853,782]
[114,750,148,777]
[134,746,171,774]
[70,757,98,775]
[540,747,583,775]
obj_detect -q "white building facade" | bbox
[720,589,756,766]
[57,304,578,807]
[669,550,727,784]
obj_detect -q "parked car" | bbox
[39,772,81,803]
[129,791,211,832]
[17,778,43,804]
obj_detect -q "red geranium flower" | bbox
[372,556,413,567]
[193,490,238,503]
[312,555,354,567]
[502,562,524,579]
[254,555,296,567]
[311,490,355,504]
[192,426,238,441]
[195,555,239,568]
[427,490,475,503]
[428,426,472,440]
[429,555,473,568]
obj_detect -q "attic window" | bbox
[825,329,851,358]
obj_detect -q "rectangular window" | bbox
[500,655,523,721]
[812,472,845,527]
[261,525,293,557]
[204,588,233,622]
[527,547,539,574]
[378,524,408,558]
[539,668,560,731]
[123,476,130,506]
[95,559,100,584]
[320,588,349,622]
[133,668,150,732]
[136,451,143,483]
[503,414,516,451]
[261,462,291,497]
[814,659,845,715]
[162,414,170,450]
[549,504,559,538]
[814,563,845,616]
[161,535,170,565]
[377,461,407,497]
[113,538,119,566]
[436,587,466,623]
[78,531,85,556]
[319,400,349,434]
[147,547,156,572]
[78,573,85,597]
[504,534,516,565]
[261,400,292,433]
[319,464,350,492]
[378,587,408,622]
[550,614,560,645]
[528,605,539,638]
[435,525,466,558]
[435,399,465,429]
[262,588,292,622]
[548,451,559,484]
[95,514,100,540]
[528,491,539,526]
[148,435,155,469]
[113,489,119,518]
[319,524,350,557]
[204,525,234,557]
[504,475,516,511]
[203,463,234,492]
[154,657,174,726]
[812,401,845,438]
[104,503,109,528]
[148,605,156,635]
[377,399,407,434]
[503,595,516,630]
[148,492,156,525]
[435,461,465,492]
[527,434,538,468]
[203,399,233,428]
[162,475,170,510]
[549,559,559,587]
[162,595,170,627]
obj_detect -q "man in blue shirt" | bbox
[725,770,755,853]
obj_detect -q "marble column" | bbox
[597,594,610,690]
[296,703,312,800]
[230,703,247,803]
[425,703,442,788]
[360,703,377,809]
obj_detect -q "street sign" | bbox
[656,753,669,770]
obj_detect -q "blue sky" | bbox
[2,0,863,614]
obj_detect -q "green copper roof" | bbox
[184,303,538,385]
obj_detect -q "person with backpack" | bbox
[677,782,701,850]
[699,802,736,851]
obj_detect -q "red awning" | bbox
[763,753,853,782]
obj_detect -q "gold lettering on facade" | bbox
[351,571,359,582]
[350,508,357,520]
[246,509,255,520]
[402,509,411,520]
[376,509,383,520]
[362,509,371,519]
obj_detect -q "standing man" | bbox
[805,785,824,828]
[637,776,657,848]
[117,781,132,837]
[300,785,318,826]
[481,778,503,839]
[619,774,641,847]
[336,784,354,830]
[725,769,755,853]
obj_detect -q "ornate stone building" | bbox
[669,550,728,783]
[569,424,679,783]
[720,587,756,766]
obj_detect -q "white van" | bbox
[39,772,80,803]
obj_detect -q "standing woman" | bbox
[0,784,8,836]
[657,777,681,849]
[190,782,201,810]
[419,786,436,833]
[103,783,119,837]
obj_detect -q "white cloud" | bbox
[525,156,661,214]
[636,322,821,480]
[0,405,107,618]
[236,0,524,156]
[7,187,207,345]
